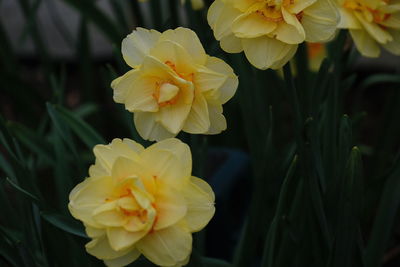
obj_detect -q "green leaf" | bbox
[364,152,400,267]
[48,103,105,149]
[360,74,400,90]
[202,257,231,267]
[41,212,87,238]
[7,122,54,164]
[5,177,40,203]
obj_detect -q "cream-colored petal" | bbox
[93,201,127,227]
[124,75,159,113]
[159,27,207,65]
[274,7,305,44]
[208,0,241,40]
[242,36,294,70]
[68,176,114,227]
[231,12,277,38]
[204,56,238,104]
[153,186,187,231]
[134,113,176,141]
[220,34,243,53]
[269,44,298,69]
[302,0,339,42]
[158,81,194,134]
[383,29,400,55]
[111,157,143,181]
[104,249,141,267]
[140,138,192,186]
[205,103,227,135]
[354,12,393,44]
[150,40,196,74]
[122,28,161,68]
[288,0,317,13]
[136,224,192,266]
[86,236,132,260]
[89,163,108,177]
[231,0,256,12]
[85,225,105,239]
[350,29,381,57]
[337,7,362,29]
[111,69,140,104]
[107,227,146,251]
[182,91,210,134]
[93,139,143,173]
[183,177,215,232]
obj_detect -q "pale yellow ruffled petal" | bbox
[104,250,141,267]
[354,12,393,44]
[86,236,133,260]
[231,12,277,38]
[337,7,362,29]
[182,91,211,134]
[124,75,159,113]
[107,227,147,251]
[136,224,192,266]
[134,113,176,141]
[122,28,161,68]
[274,7,305,44]
[242,36,294,70]
[302,0,339,42]
[205,104,227,135]
[208,0,241,40]
[383,29,400,55]
[183,177,215,232]
[350,29,381,57]
[220,34,243,53]
[160,27,207,65]
[111,69,140,104]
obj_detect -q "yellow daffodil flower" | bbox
[207,0,339,70]
[112,27,238,141]
[337,0,400,57]
[68,138,215,267]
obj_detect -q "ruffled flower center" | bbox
[343,0,391,24]
[151,60,194,108]
[252,0,301,22]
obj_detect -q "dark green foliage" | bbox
[1,1,400,267]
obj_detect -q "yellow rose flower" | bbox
[112,27,238,141]
[337,0,400,57]
[207,0,339,70]
[68,138,215,267]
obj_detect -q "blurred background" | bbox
[1,0,400,267]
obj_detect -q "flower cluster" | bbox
[112,27,238,141]
[207,0,339,69]
[69,138,215,267]
[337,0,400,57]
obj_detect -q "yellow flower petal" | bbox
[122,28,161,68]
[204,56,238,104]
[205,103,227,135]
[104,250,141,267]
[182,91,210,134]
[124,75,159,113]
[69,176,114,227]
[383,29,400,55]
[354,12,393,44]
[86,236,134,260]
[207,0,240,39]
[231,12,277,38]
[337,7,362,29]
[220,34,243,53]
[160,27,207,65]
[153,186,188,230]
[274,7,305,44]
[136,224,192,266]
[350,29,381,57]
[93,201,127,227]
[111,69,140,104]
[93,139,143,174]
[242,36,294,70]
[302,0,339,42]
[107,227,147,251]
[134,112,176,141]
[183,177,216,232]
[287,0,317,13]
